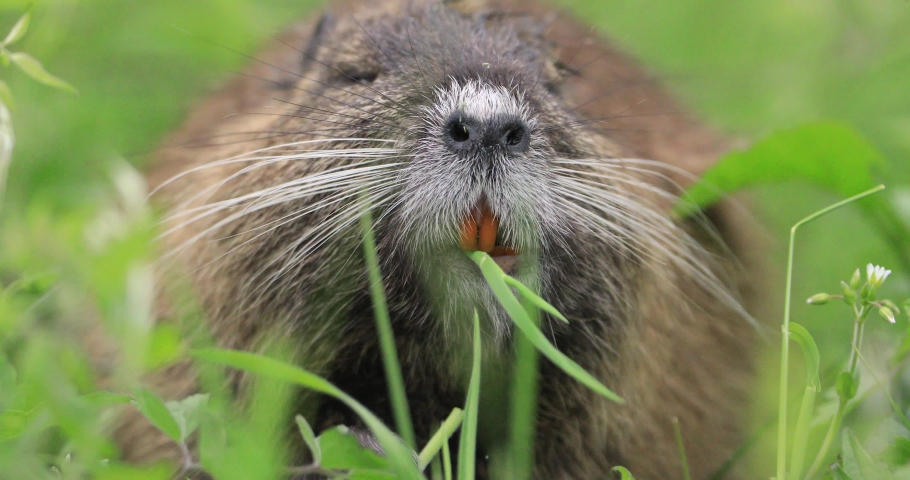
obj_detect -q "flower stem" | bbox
[776,184,884,480]
[804,312,866,479]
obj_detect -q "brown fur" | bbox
[116,0,760,478]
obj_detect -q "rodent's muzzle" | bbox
[443,111,530,155]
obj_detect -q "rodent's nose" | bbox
[444,113,529,155]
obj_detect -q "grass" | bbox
[0,0,909,478]
[776,185,885,480]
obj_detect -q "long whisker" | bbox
[551,166,757,328]
[152,139,397,196]
[165,149,401,216]
[160,162,403,244]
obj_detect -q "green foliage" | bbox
[132,386,181,442]
[612,466,636,480]
[193,348,423,480]
[672,417,692,480]
[456,312,482,480]
[0,0,909,479]
[838,429,895,480]
[467,251,623,403]
[296,414,321,465]
[318,426,389,471]
[788,323,821,390]
[0,10,77,99]
[360,204,417,450]
[418,409,463,471]
[676,122,884,218]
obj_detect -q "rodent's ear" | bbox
[442,0,487,15]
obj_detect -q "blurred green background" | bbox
[1,0,909,477]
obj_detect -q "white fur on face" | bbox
[427,79,533,125]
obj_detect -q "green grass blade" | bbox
[502,276,568,324]
[612,466,637,479]
[508,297,541,480]
[295,414,321,465]
[359,207,417,450]
[787,322,820,480]
[673,417,692,480]
[468,251,623,403]
[788,323,821,389]
[443,429,453,480]
[418,408,464,470]
[442,430,452,480]
[192,348,422,480]
[431,453,444,480]
[789,386,817,480]
[777,185,885,480]
[457,311,482,480]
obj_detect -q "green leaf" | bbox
[457,312,482,480]
[468,251,623,403]
[890,436,910,466]
[2,11,30,47]
[675,122,883,217]
[0,80,14,111]
[789,385,818,480]
[674,121,910,271]
[9,52,77,94]
[502,276,568,324]
[612,466,636,479]
[836,371,859,402]
[132,387,181,442]
[147,324,184,369]
[788,323,821,389]
[192,348,422,480]
[418,408,464,470]
[165,393,209,442]
[296,414,321,465]
[318,426,389,471]
[842,429,895,480]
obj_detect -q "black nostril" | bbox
[449,120,471,143]
[499,120,529,153]
[503,125,524,146]
[443,112,529,154]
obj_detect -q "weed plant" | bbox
[1,3,910,480]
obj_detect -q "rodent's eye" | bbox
[545,60,579,93]
[337,68,379,85]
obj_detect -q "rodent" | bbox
[117,0,761,478]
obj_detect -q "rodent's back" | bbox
[134,1,759,478]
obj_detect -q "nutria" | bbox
[116,0,760,477]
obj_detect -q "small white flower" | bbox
[866,263,892,288]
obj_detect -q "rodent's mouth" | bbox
[458,198,520,274]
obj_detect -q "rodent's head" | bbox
[296,1,639,332]
[164,0,723,341]
[304,0,583,261]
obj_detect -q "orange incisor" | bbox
[459,203,516,256]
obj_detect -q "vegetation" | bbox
[1,1,909,479]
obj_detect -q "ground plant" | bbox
[1,1,909,479]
